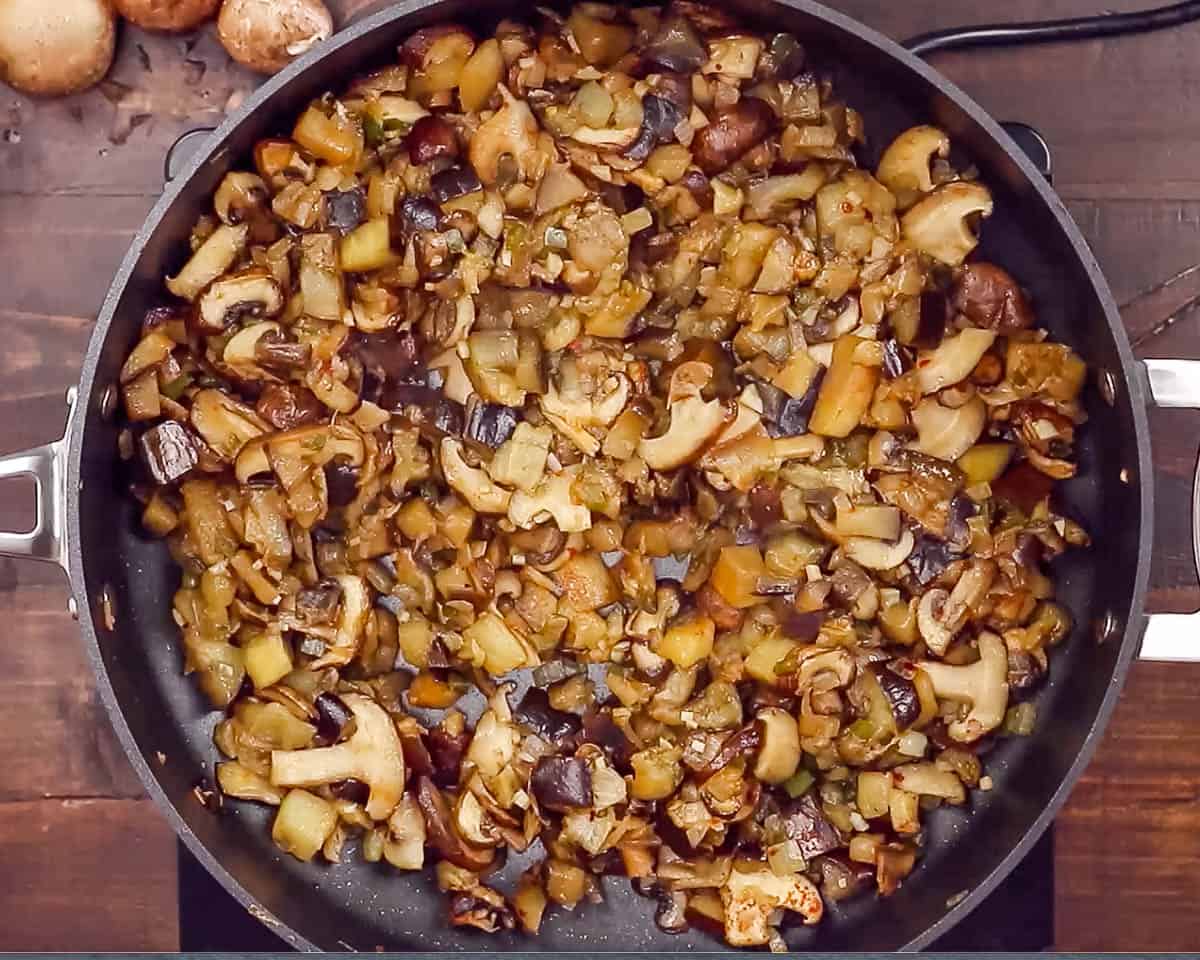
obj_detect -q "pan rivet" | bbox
[1119,467,1131,484]
[1099,369,1118,407]
[97,584,117,632]
[1095,611,1119,644]
[100,384,119,421]
[67,596,78,620]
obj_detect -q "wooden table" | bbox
[1,0,1198,950]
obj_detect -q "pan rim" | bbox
[66,0,1154,951]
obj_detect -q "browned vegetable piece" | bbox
[531,756,593,811]
[809,335,880,438]
[782,794,842,860]
[991,461,1055,513]
[401,24,475,100]
[951,262,1034,333]
[255,383,325,431]
[692,98,775,174]
[415,775,496,871]
[513,688,582,745]
[140,421,199,485]
[875,841,917,896]
[567,7,635,66]
[644,14,706,72]
[431,166,484,203]
[406,115,460,165]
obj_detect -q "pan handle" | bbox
[1139,359,1200,660]
[0,388,73,570]
[903,0,1200,57]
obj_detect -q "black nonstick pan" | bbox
[4,0,1200,951]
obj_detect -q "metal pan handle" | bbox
[0,388,73,570]
[1139,360,1200,660]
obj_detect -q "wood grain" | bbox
[0,798,178,951]
[2,0,1200,951]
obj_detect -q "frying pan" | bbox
[6,0,1200,950]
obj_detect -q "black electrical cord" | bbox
[904,0,1200,56]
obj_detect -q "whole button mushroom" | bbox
[0,0,117,96]
[217,0,334,75]
[115,0,221,32]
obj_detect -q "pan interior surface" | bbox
[70,0,1149,950]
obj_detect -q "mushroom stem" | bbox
[271,694,405,820]
[918,631,1009,742]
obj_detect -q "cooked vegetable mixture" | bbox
[119,2,1090,949]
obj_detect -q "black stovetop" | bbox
[179,828,1053,951]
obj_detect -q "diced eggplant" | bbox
[781,794,841,860]
[324,460,360,507]
[513,688,582,745]
[427,725,471,787]
[871,663,920,730]
[531,756,593,812]
[624,94,684,163]
[139,420,199,485]
[295,581,342,624]
[431,165,483,203]
[314,692,355,746]
[464,401,521,449]
[758,374,822,437]
[322,187,366,234]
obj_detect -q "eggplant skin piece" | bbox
[530,756,593,811]
[139,420,199,484]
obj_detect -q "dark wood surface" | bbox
[1,0,1198,950]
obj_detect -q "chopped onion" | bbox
[897,730,929,758]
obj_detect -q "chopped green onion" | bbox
[362,115,385,146]
[161,373,193,401]
[782,769,814,798]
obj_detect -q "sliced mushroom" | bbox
[721,861,823,947]
[914,329,996,395]
[891,761,966,804]
[910,394,986,461]
[901,181,993,266]
[190,388,268,461]
[270,693,405,820]
[222,320,283,379]
[383,793,427,870]
[876,125,951,210]
[194,269,284,336]
[918,630,1009,741]
[638,362,731,471]
[539,373,629,456]
[843,529,915,570]
[753,708,800,784]
[440,438,512,513]
[918,558,997,656]
[311,574,371,669]
[468,84,542,186]
[776,646,856,694]
[465,685,521,778]
[916,588,953,655]
[166,223,249,301]
[214,171,269,225]
[508,469,591,533]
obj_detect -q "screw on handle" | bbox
[164,127,218,185]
